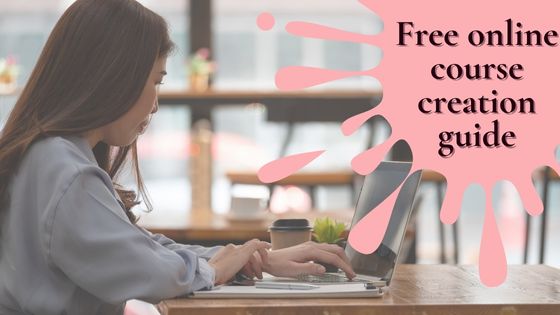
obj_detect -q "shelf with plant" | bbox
[0,55,20,94]
[188,48,216,92]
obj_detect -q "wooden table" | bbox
[158,265,560,315]
[140,210,355,245]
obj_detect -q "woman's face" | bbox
[100,57,167,146]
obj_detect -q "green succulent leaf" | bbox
[312,217,346,244]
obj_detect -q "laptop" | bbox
[192,161,422,298]
[262,161,422,287]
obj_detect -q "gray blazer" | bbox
[0,136,220,314]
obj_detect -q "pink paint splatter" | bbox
[257,12,275,31]
[257,0,560,287]
[257,150,325,183]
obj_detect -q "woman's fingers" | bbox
[210,240,270,285]
[241,251,267,280]
[245,252,259,279]
[286,261,326,277]
[315,242,352,268]
[208,243,235,264]
[244,240,269,279]
[257,245,269,266]
[250,252,263,279]
[307,244,355,278]
[241,263,255,279]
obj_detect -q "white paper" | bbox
[192,283,383,299]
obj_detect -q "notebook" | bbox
[192,282,382,298]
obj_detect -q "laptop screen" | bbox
[344,162,421,284]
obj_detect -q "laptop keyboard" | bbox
[296,273,348,283]
[296,273,369,283]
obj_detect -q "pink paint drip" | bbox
[257,150,325,183]
[509,174,543,217]
[275,66,376,91]
[438,178,466,225]
[341,109,379,136]
[348,179,406,254]
[351,136,397,175]
[479,187,507,287]
[286,21,378,46]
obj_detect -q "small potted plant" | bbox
[312,217,347,272]
[188,48,216,92]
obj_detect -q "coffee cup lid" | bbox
[269,219,312,231]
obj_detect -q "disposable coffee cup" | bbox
[269,219,312,250]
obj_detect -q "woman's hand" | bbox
[239,251,267,280]
[208,239,270,285]
[263,241,356,279]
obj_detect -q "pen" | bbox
[255,282,320,290]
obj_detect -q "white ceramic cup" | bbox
[229,196,267,219]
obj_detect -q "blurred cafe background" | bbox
[1,0,559,267]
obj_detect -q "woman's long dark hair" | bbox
[0,0,175,225]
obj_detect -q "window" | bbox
[213,0,382,90]
[210,0,382,214]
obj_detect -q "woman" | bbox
[0,0,355,314]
